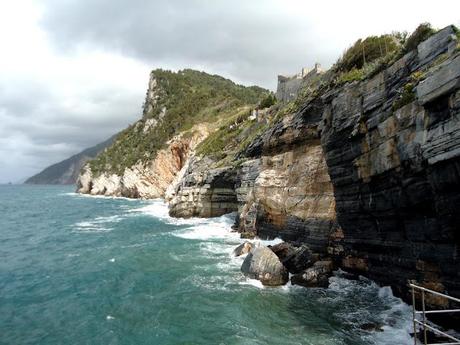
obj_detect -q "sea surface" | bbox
[0,185,413,345]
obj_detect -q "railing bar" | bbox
[416,310,460,314]
[410,284,460,303]
[427,343,460,345]
[412,284,418,345]
[414,320,460,342]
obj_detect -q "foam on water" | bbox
[327,273,413,344]
[1,186,418,344]
[76,197,414,344]
[64,192,138,201]
[73,215,124,233]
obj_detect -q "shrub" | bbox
[335,34,401,73]
[403,23,436,53]
[258,93,276,109]
[392,71,426,111]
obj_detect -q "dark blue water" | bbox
[0,185,412,344]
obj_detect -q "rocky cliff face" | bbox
[77,26,460,318]
[234,106,337,253]
[76,69,269,198]
[77,128,207,198]
[320,26,460,305]
[168,157,239,217]
[164,26,460,314]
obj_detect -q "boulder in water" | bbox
[241,246,289,286]
[359,322,384,332]
[233,242,253,257]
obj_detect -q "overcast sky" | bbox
[0,0,459,183]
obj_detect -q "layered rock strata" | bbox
[168,157,239,218]
[235,103,338,253]
[320,26,460,307]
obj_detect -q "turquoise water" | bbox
[0,185,413,345]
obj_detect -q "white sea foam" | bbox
[327,274,413,344]
[129,199,170,219]
[174,217,239,241]
[64,192,138,201]
[109,258,115,262]
[239,278,265,289]
[73,215,124,233]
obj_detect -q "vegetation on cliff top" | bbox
[332,23,439,86]
[88,69,269,175]
[88,23,455,177]
[195,91,277,163]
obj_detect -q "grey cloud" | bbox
[41,0,326,89]
[6,0,456,183]
[0,76,143,182]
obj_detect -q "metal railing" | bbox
[410,283,460,345]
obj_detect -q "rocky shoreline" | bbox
[237,240,334,288]
[76,25,460,331]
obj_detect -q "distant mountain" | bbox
[25,136,116,185]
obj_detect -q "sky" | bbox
[0,0,459,183]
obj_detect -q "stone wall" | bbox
[276,63,324,102]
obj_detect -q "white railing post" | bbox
[422,290,428,345]
[413,284,418,345]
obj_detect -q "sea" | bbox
[0,184,413,345]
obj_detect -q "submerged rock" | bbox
[359,322,384,332]
[233,242,253,257]
[269,242,315,274]
[291,260,334,288]
[241,247,289,286]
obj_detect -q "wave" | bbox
[328,273,413,344]
[73,197,413,344]
[63,192,139,201]
[72,215,124,233]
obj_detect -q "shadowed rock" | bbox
[291,260,334,288]
[269,242,315,274]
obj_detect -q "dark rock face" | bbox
[269,242,315,274]
[320,26,460,307]
[291,260,334,288]
[168,157,239,218]
[241,246,289,286]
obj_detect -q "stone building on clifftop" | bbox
[276,63,324,102]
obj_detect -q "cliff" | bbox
[25,135,115,185]
[76,69,270,198]
[321,25,460,307]
[77,25,460,321]
[165,25,460,313]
